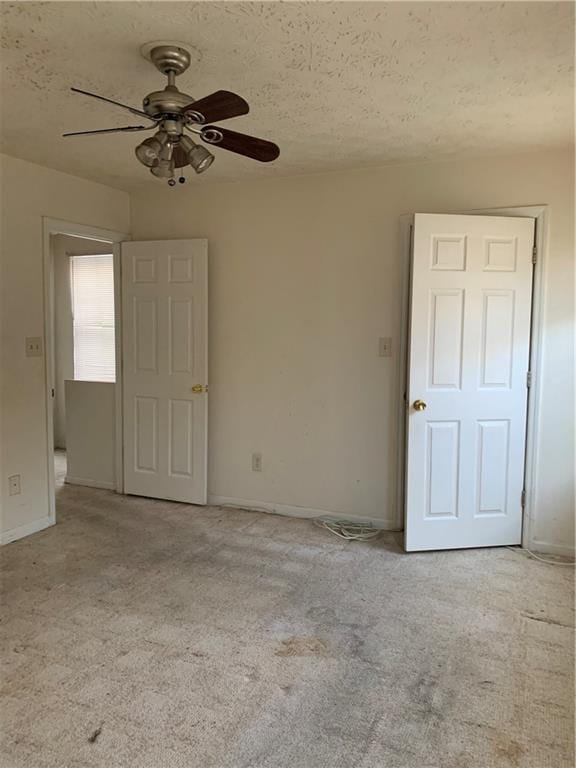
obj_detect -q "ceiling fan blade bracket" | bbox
[184,111,205,125]
[201,127,224,144]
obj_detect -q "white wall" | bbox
[51,234,112,449]
[1,149,572,554]
[130,148,575,555]
[65,380,115,489]
[0,154,129,542]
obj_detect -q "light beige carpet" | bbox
[0,475,573,767]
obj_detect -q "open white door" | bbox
[122,239,208,504]
[405,214,534,551]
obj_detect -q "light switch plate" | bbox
[25,337,43,357]
[378,337,392,357]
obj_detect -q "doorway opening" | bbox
[51,236,116,493]
[43,218,128,526]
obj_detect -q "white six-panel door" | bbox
[122,239,208,504]
[405,214,534,551]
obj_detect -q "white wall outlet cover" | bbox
[25,337,43,357]
[8,474,21,495]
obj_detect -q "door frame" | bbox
[397,205,548,552]
[42,217,129,525]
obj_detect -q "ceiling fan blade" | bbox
[70,87,156,121]
[183,90,249,124]
[200,126,279,162]
[172,145,189,169]
[62,125,155,137]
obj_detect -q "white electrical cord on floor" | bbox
[506,546,575,567]
[314,518,572,560]
[314,517,381,541]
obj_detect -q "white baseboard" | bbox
[208,494,400,530]
[65,476,115,490]
[0,515,54,545]
[527,538,575,558]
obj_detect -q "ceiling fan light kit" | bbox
[64,43,280,185]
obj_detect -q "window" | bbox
[70,254,115,382]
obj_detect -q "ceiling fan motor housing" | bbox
[142,86,196,120]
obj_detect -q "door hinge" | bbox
[521,489,526,509]
[51,388,55,398]
[526,371,532,388]
[532,245,537,264]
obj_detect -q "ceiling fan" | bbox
[64,43,280,185]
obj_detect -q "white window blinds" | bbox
[70,254,116,382]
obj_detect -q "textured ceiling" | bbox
[0,1,573,191]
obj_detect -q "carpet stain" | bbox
[275,636,329,657]
[495,737,524,766]
[88,725,102,744]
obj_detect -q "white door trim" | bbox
[397,205,548,553]
[42,218,130,525]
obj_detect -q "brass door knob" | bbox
[413,399,427,411]
[191,384,208,394]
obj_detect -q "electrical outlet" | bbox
[378,337,392,357]
[8,474,21,496]
[25,337,43,357]
[251,452,262,472]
